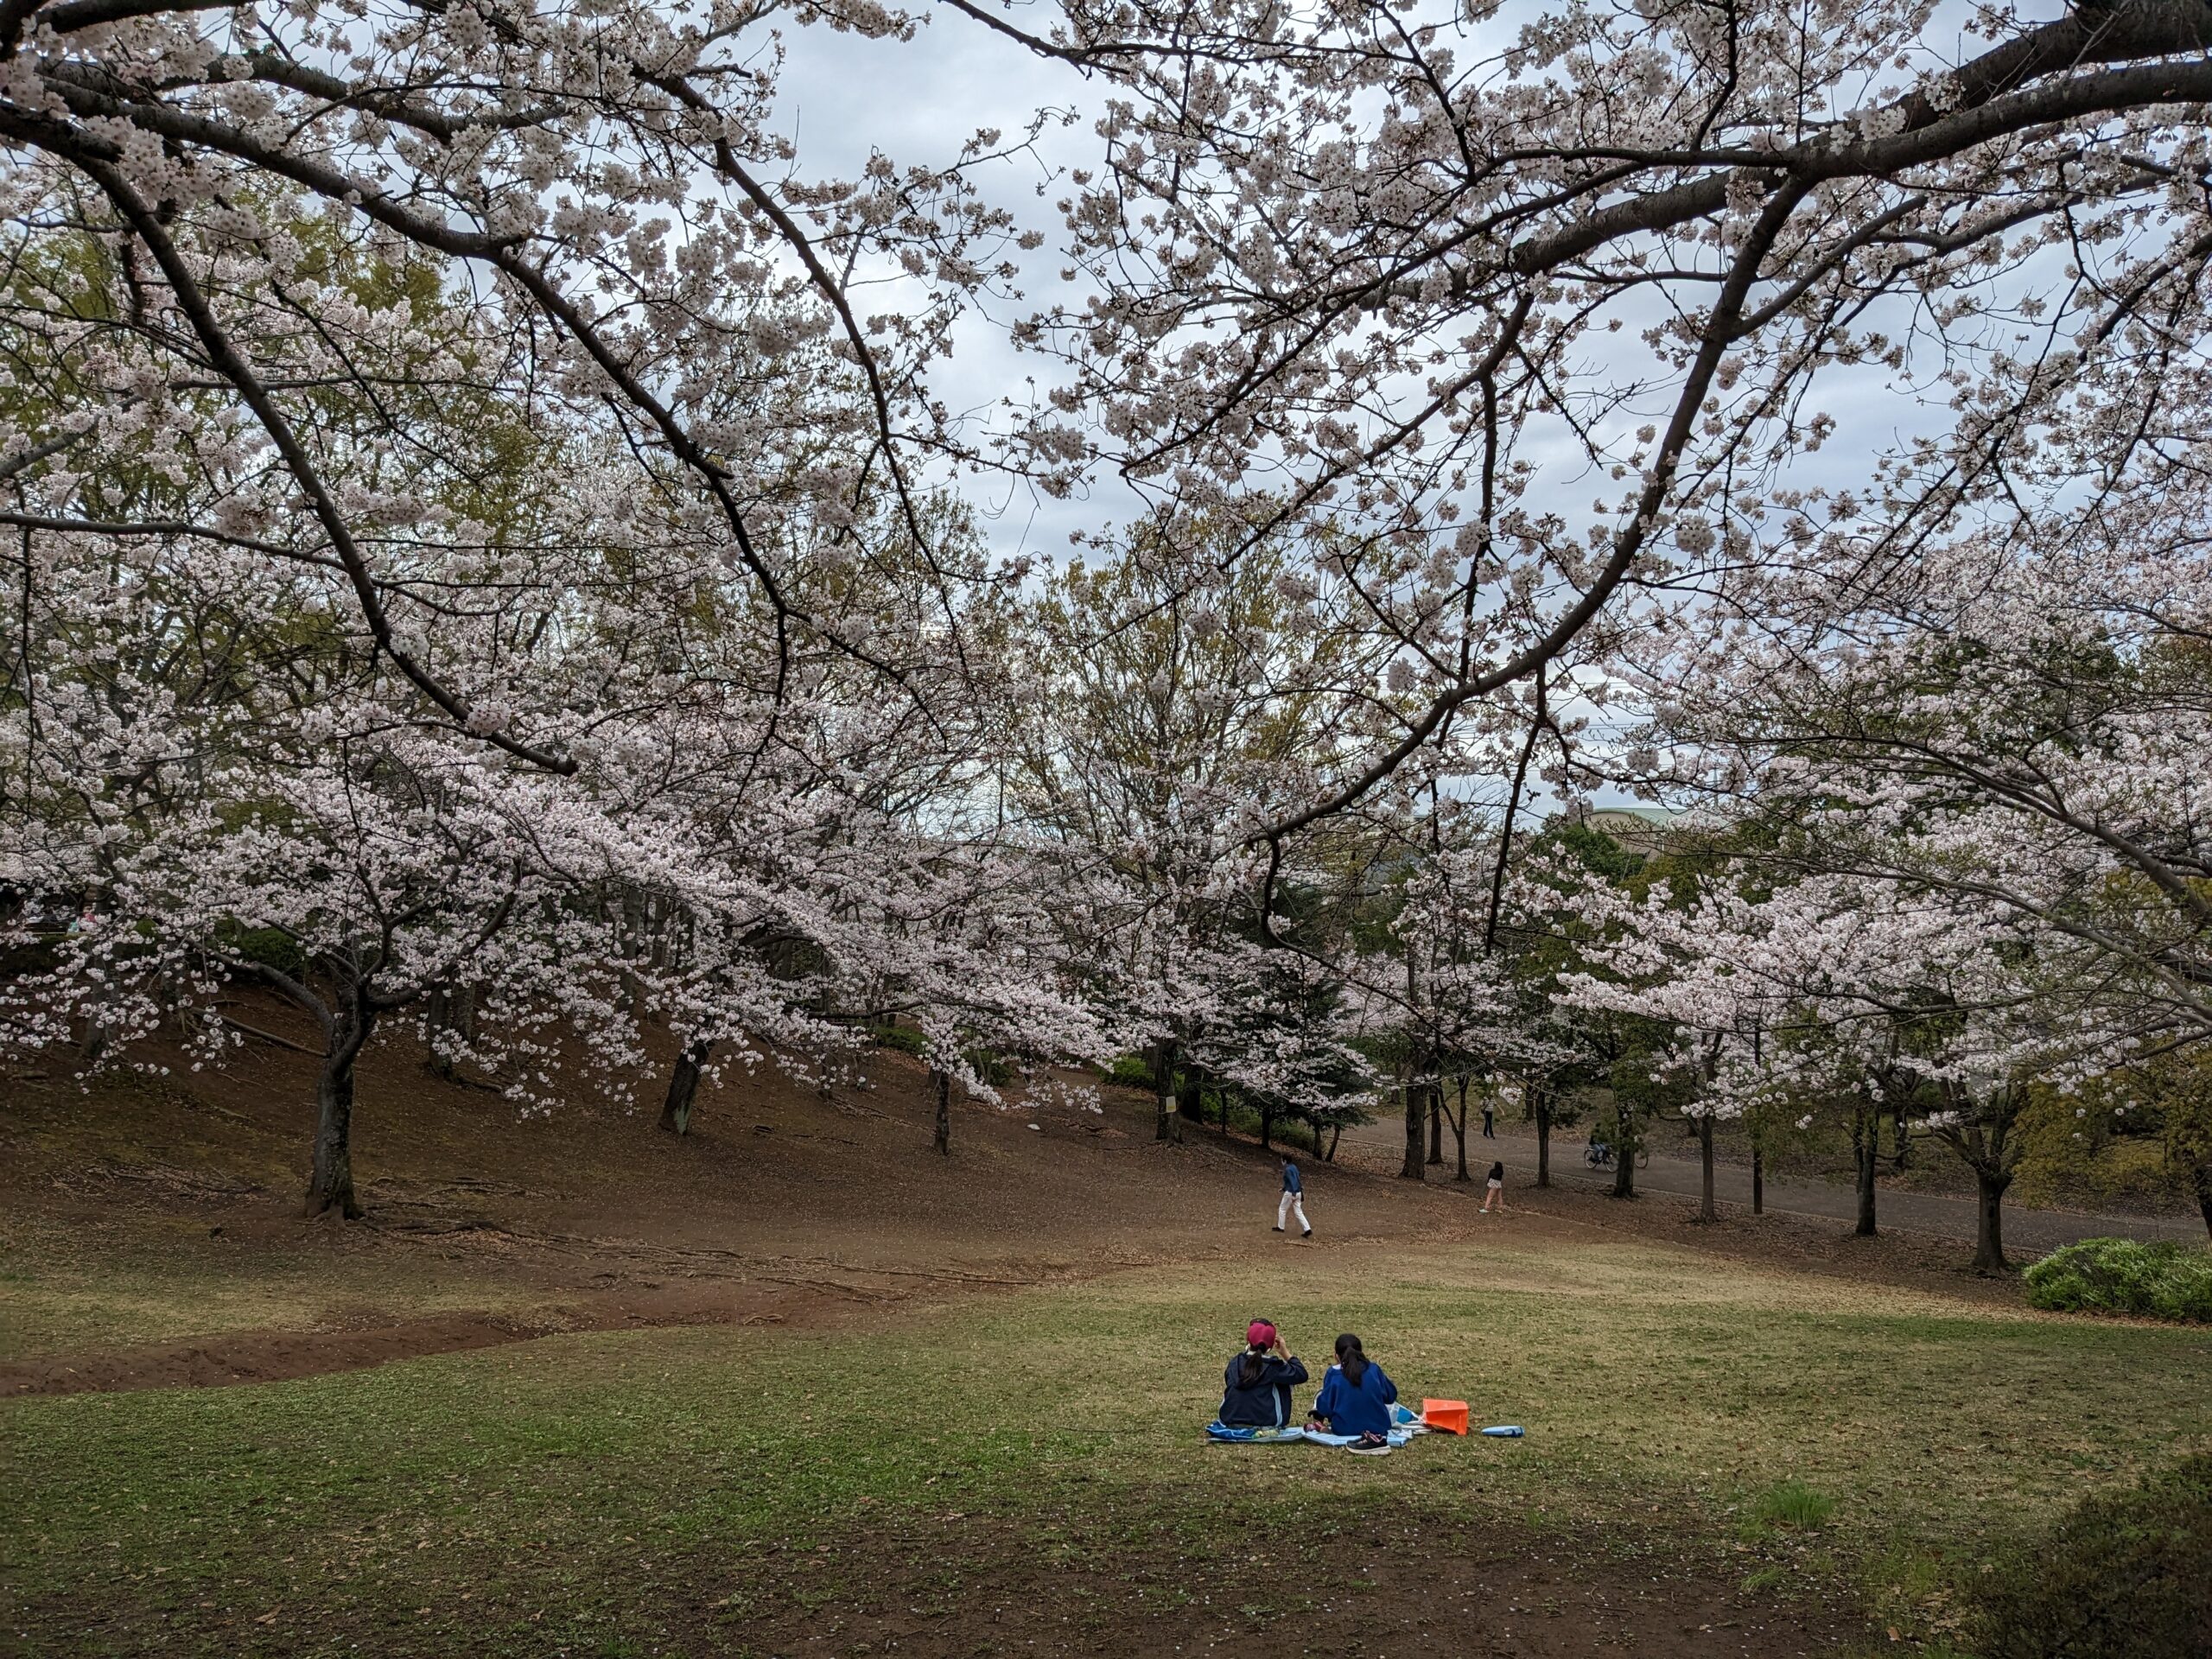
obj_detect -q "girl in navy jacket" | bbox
[1306,1332,1397,1448]
[1218,1319,1308,1427]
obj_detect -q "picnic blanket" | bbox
[1300,1426,1419,1448]
[1204,1421,1420,1447]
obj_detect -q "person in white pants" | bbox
[1274,1157,1312,1236]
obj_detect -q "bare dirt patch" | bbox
[635,1510,1854,1659]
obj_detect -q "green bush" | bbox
[873,1023,928,1058]
[870,1024,1012,1084]
[2024,1237,2212,1324]
[1974,1454,2212,1658]
[1102,1054,1155,1091]
[217,923,308,983]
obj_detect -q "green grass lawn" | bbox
[5,1234,2209,1656]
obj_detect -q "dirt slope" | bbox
[0,998,1510,1392]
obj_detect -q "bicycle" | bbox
[1583,1141,1649,1169]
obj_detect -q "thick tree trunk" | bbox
[1326,1123,1341,1162]
[1973,1167,2011,1274]
[1611,1109,1637,1199]
[1751,1147,1764,1215]
[1399,1077,1425,1181]
[2193,1164,2212,1243]
[931,1067,950,1156]
[1260,1106,1274,1151]
[1696,1116,1716,1222]
[1535,1096,1552,1188]
[1427,1085,1443,1165]
[1154,1038,1179,1142]
[659,1039,713,1135]
[307,1006,372,1219]
[1450,1079,1471,1182]
[1853,1107,1879,1236]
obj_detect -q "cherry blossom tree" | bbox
[1628,495,2212,1046]
[1342,838,1525,1182]
[1560,861,2146,1268]
[1601,402,2212,1243]
[0,0,1036,772]
[1008,524,1381,1141]
[1002,0,2212,877]
[0,538,677,1215]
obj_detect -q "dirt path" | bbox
[1339,1115,2205,1250]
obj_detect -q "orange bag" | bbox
[1421,1398,1469,1435]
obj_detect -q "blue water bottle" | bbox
[1480,1425,1524,1438]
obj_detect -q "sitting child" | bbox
[1217,1319,1309,1428]
[1306,1332,1398,1452]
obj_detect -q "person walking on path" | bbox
[1274,1157,1313,1236]
[1481,1160,1506,1215]
[1480,1101,1497,1139]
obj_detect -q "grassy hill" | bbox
[3,1007,2208,1656]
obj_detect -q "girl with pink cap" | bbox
[1217,1319,1308,1429]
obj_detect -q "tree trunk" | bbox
[2193,1164,2212,1243]
[1399,1075,1425,1181]
[1696,1116,1715,1222]
[1427,1085,1443,1165]
[1751,1146,1764,1215]
[659,1038,713,1135]
[1261,1105,1274,1151]
[1852,1105,1878,1236]
[1154,1038,1179,1142]
[1973,1166,2011,1274]
[931,1067,950,1156]
[1611,1108,1637,1199]
[423,984,475,1083]
[1450,1078,1471,1182]
[77,1005,111,1069]
[1890,1114,1911,1171]
[1326,1123,1342,1162]
[1535,1094,1552,1188]
[307,1005,372,1219]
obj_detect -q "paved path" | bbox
[1340,1116,2205,1253]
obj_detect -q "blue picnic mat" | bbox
[1205,1421,1418,1447]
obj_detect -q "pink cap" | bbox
[1247,1319,1277,1347]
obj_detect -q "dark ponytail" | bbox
[1334,1332,1368,1386]
[1238,1346,1268,1389]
